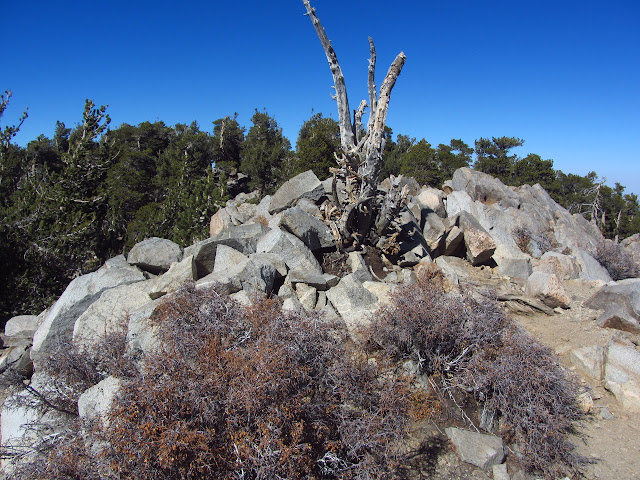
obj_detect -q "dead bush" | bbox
[594,239,639,280]
[367,267,588,479]
[513,225,553,257]
[15,284,415,479]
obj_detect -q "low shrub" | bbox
[367,266,588,479]
[10,284,416,479]
[594,239,639,280]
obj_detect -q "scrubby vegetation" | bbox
[367,266,589,478]
[3,273,591,479]
[594,238,640,280]
[7,285,417,479]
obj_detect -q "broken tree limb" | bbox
[360,52,406,197]
[302,0,356,152]
[366,37,377,133]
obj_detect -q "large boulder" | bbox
[451,167,521,209]
[268,170,324,214]
[493,245,532,279]
[73,279,156,347]
[413,186,446,218]
[525,271,571,309]
[183,238,219,279]
[127,237,182,274]
[566,345,605,382]
[455,212,496,265]
[604,337,640,411]
[585,278,640,333]
[31,256,145,365]
[210,223,271,255]
[148,255,197,300]
[209,207,234,237]
[278,206,335,251]
[78,376,123,424]
[197,245,278,295]
[256,229,323,274]
[574,248,612,283]
[4,315,40,346]
[445,427,505,470]
[326,274,379,340]
[533,251,580,280]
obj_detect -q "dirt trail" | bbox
[513,280,640,480]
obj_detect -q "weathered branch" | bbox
[366,37,378,133]
[354,100,367,144]
[302,0,356,151]
[360,52,406,196]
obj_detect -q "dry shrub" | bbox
[513,225,553,256]
[367,266,588,479]
[81,284,412,479]
[594,239,639,280]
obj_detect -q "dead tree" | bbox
[303,0,407,251]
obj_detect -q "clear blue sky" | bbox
[3,0,639,194]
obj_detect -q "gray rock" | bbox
[533,252,580,280]
[209,207,234,237]
[73,279,156,347]
[604,337,640,411]
[198,245,278,295]
[288,269,338,291]
[363,281,394,306]
[0,345,32,377]
[493,245,532,279]
[278,206,335,251]
[4,315,39,346]
[184,238,218,279]
[574,248,612,282]
[78,376,122,424]
[422,212,447,253]
[451,167,521,209]
[347,251,375,283]
[444,189,475,218]
[126,300,163,356]
[566,345,605,382]
[445,427,505,470]
[456,212,497,265]
[210,223,271,255]
[492,463,510,480]
[296,198,322,217]
[326,274,379,341]
[250,252,288,277]
[256,229,323,274]
[525,272,570,309]
[296,283,317,311]
[585,278,640,333]
[127,237,182,274]
[268,170,324,214]
[31,257,145,365]
[148,255,197,300]
[414,186,446,218]
[213,244,249,274]
[443,225,465,256]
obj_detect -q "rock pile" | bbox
[2,167,640,478]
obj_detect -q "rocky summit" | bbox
[1,168,639,479]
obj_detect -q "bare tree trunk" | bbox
[302,0,406,249]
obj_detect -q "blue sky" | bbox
[3,0,639,194]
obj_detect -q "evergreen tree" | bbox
[240,110,291,194]
[435,139,473,181]
[474,136,524,182]
[295,112,340,180]
[212,115,244,173]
